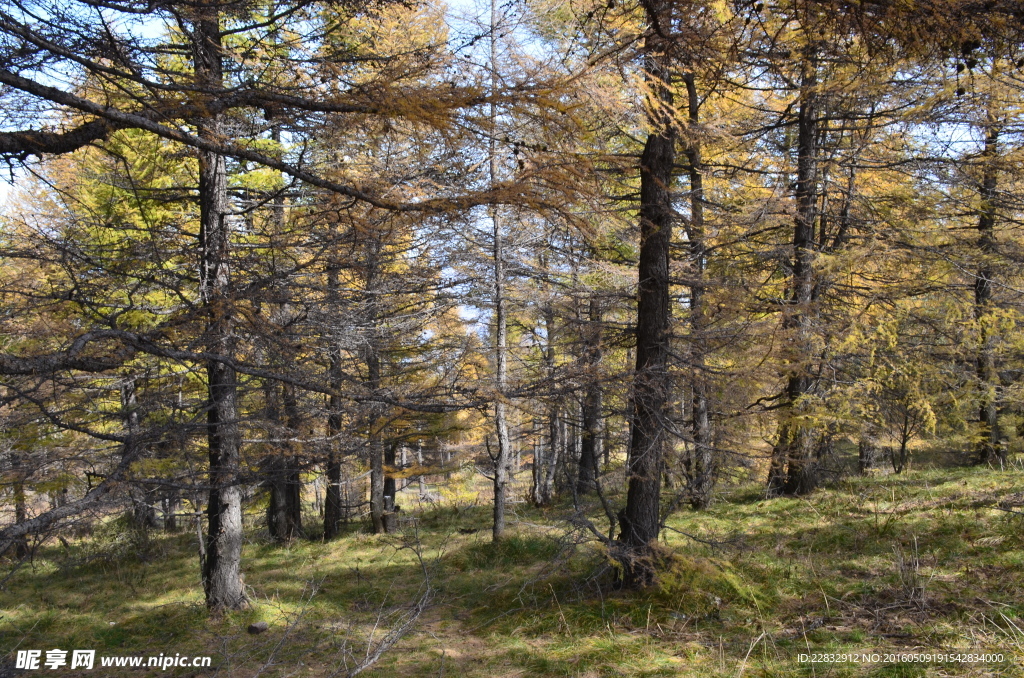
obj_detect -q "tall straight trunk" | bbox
[577,299,603,495]
[367,351,385,534]
[975,123,1002,465]
[266,383,303,541]
[533,303,559,506]
[163,489,180,532]
[324,231,344,539]
[680,72,714,510]
[194,8,246,611]
[618,12,675,588]
[531,419,543,505]
[490,204,512,541]
[11,452,28,559]
[488,0,512,542]
[262,135,302,542]
[417,444,426,496]
[767,56,819,498]
[383,443,398,532]
[122,377,156,529]
[362,237,387,534]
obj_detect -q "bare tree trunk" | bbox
[618,9,675,588]
[383,443,398,532]
[488,0,511,542]
[417,444,426,497]
[680,71,714,510]
[975,122,1003,466]
[368,426,385,535]
[122,377,157,530]
[194,6,246,611]
[577,299,602,495]
[858,432,878,474]
[324,231,344,540]
[266,383,303,541]
[532,304,559,507]
[11,452,29,559]
[768,53,819,498]
[163,489,180,532]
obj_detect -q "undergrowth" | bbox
[2,454,1023,676]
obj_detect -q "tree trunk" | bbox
[324,231,344,540]
[975,123,1002,466]
[768,54,819,498]
[858,434,878,474]
[265,383,303,541]
[680,71,714,510]
[383,443,398,532]
[194,7,246,611]
[417,444,426,496]
[488,0,512,542]
[369,435,385,535]
[122,377,157,530]
[11,452,29,559]
[618,12,675,588]
[163,489,180,532]
[577,300,603,495]
[532,304,559,507]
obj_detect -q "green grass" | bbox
[3,455,1024,676]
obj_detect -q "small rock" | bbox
[248,622,269,635]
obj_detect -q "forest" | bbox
[0,0,1023,674]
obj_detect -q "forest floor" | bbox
[3,451,1024,677]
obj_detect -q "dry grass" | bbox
[2,453,1024,676]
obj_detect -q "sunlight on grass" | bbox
[3,453,1024,676]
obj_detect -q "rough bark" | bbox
[163,489,180,532]
[577,300,603,495]
[10,452,29,559]
[488,0,512,542]
[680,71,714,510]
[265,383,303,541]
[324,228,344,540]
[767,55,820,498]
[195,6,247,612]
[618,12,675,588]
[383,444,398,532]
[532,303,559,507]
[364,242,386,535]
[0,118,119,157]
[975,123,1003,466]
[121,377,156,530]
[858,433,878,474]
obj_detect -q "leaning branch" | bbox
[0,69,543,214]
[0,119,121,157]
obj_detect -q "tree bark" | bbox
[488,0,512,542]
[532,303,559,507]
[324,228,344,540]
[618,10,675,588]
[122,377,157,530]
[975,122,1002,466]
[265,383,303,541]
[194,6,247,611]
[11,452,29,559]
[383,443,398,532]
[858,433,878,474]
[362,236,387,535]
[577,300,603,495]
[680,71,714,510]
[768,54,819,498]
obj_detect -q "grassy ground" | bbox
[3,454,1024,677]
